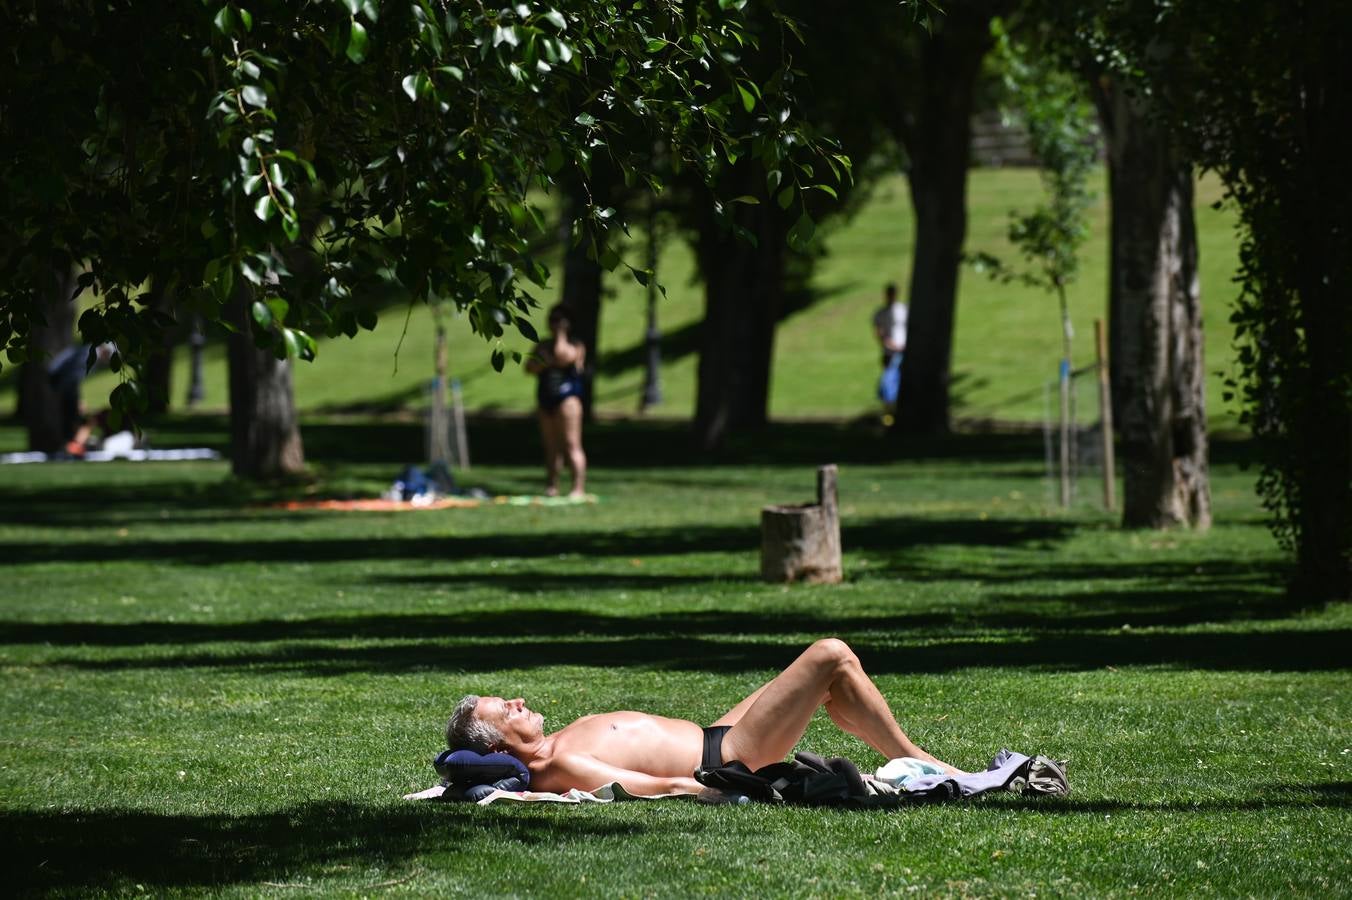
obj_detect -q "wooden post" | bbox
[1095,319,1116,511]
[760,465,842,583]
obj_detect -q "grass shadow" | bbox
[0,516,1076,567]
[26,626,1348,675]
[5,800,666,896]
[986,781,1352,814]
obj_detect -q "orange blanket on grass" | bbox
[275,494,597,512]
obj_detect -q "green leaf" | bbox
[282,327,302,359]
[737,83,755,113]
[281,210,300,242]
[265,296,289,324]
[213,5,234,35]
[543,8,566,29]
[251,300,273,328]
[491,347,506,372]
[211,258,235,302]
[241,85,267,108]
[254,195,275,221]
[787,212,815,251]
[574,112,595,127]
[238,6,252,31]
[810,184,838,200]
[295,330,318,361]
[356,308,379,331]
[346,18,368,63]
[514,316,540,343]
[437,65,464,81]
[776,185,795,210]
[730,195,760,205]
[645,38,667,53]
[401,74,420,101]
[274,150,317,182]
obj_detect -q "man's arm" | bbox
[543,753,703,796]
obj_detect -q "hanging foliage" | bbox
[0,0,846,424]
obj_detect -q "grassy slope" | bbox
[15,168,1242,428]
[1,420,1347,897]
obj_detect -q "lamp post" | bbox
[185,316,205,406]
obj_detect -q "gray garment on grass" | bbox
[883,749,1068,801]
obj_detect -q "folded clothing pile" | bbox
[695,749,1069,807]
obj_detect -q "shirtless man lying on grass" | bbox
[446,638,964,795]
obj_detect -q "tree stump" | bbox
[760,465,842,583]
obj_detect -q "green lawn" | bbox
[2,419,1347,897]
[5,167,1245,430]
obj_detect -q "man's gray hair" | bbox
[445,694,502,752]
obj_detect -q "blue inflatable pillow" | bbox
[434,749,530,802]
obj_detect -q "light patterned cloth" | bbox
[403,781,698,805]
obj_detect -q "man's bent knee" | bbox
[809,637,859,671]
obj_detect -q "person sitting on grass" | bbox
[446,638,964,796]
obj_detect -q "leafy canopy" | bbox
[0,0,844,412]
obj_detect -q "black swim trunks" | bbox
[701,725,731,769]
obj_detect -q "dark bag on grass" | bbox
[695,751,871,806]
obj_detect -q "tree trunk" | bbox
[1097,82,1211,529]
[19,265,79,453]
[693,176,787,451]
[226,283,305,480]
[761,465,842,584]
[558,174,607,421]
[1289,38,1351,601]
[892,3,1001,436]
[1295,270,1352,600]
[141,278,177,415]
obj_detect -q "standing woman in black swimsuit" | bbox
[525,304,588,497]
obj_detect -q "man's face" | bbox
[476,696,545,747]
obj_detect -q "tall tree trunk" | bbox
[558,171,615,422]
[1295,267,1352,600]
[892,2,1001,435]
[1290,37,1351,601]
[19,265,79,453]
[226,284,305,480]
[1097,82,1211,529]
[693,177,788,451]
[141,278,177,415]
